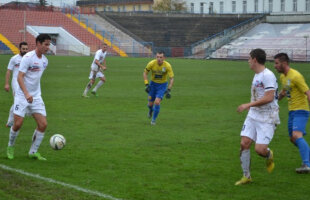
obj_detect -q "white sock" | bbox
[29,130,45,154]
[83,82,93,95]
[92,80,104,92]
[240,149,251,178]
[8,127,19,146]
[7,104,14,125]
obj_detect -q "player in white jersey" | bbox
[4,42,29,127]
[235,49,280,185]
[82,43,108,97]
[7,34,51,161]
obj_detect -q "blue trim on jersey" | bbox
[288,110,310,136]
[148,81,168,102]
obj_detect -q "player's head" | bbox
[36,34,51,54]
[19,41,28,56]
[249,48,266,67]
[156,51,165,65]
[102,43,108,52]
[274,53,290,73]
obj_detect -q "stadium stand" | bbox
[211,23,310,61]
[0,33,19,54]
[0,8,121,55]
[100,12,254,48]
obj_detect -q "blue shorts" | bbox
[148,81,168,102]
[288,110,310,137]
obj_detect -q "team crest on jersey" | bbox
[162,67,166,72]
[15,63,20,67]
[254,80,264,88]
[286,79,291,86]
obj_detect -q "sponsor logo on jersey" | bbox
[28,65,41,72]
[254,80,264,88]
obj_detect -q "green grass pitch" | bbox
[0,55,309,200]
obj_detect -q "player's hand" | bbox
[4,84,10,92]
[165,89,171,99]
[145,84,150,93]
[237,103,250,113]
[26,94,33,103]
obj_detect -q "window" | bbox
[281,0,285,12]
[269,0,273,12]
[200,2,204,14]
[293,0,297,12]
[191,3,194,13]
[232,1,236,13]
[133,5,136,12]
[209,2,214,14]
[243,1,247,13]
[220,1,224,13]
[306,0,310,12]
[138,4,141,11]
[117,6,120,12]
[254,0,258,12]
[149,4,152,11]
[123,5,126,12]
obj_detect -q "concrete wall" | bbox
[27,26,90,56]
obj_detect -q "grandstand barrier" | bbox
[191,14,265,59]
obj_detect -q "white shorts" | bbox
[240,117,276,144]
[13,96,46,117]
[89,70,104,80]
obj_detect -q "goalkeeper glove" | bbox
[145,84,150,93]
[165,89,171,99]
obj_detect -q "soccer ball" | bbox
[50,134,66,150]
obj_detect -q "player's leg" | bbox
[82,71,96,97]
[7,97,27,160]
[147,82,156,120]
[92,74,105,96]
[289,111,310,173]
[6,104,14,127]
[28,98,47,161]
[235,118,255,185]
[255,122,275,173]
[151,83,167,125]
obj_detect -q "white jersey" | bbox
[91,49,107,71]
[7,54,23,91]
[16,50,48,98]
[247,68,280,124]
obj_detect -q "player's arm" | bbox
[17,71,32,103]
[95,59,106,71]
[4,69,12,92]
[278,89,286,101]
[143,69,150,93]
[237,90,275,112]
[305,90,310,104]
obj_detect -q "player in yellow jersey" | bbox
[143,51,174,125]
[274,53,310,173]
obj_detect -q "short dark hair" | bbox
[274,53,290,64]
[156,50,165,56]
[19,42,28,48]
[250,48,266,65]
[36,34,51,44]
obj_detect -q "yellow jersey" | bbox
[280,68,309,111]
[144,60,174,84]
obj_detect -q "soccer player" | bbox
[6,34,51,161]
[82,43,108,97]
[4,42,28,127]
[235,49,279,185]
[274,53,310,173]
[143,51,174,125]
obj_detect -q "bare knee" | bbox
[240,137,252,150]
[13,116,24,131]
[37,121,47,132]
[154,98,161,105]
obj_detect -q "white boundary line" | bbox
[0,164,124,200]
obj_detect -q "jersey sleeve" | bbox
[7,57,15,70]
[167,63,174,78]
[294,74,310,93]
[19,56,31,73]
[144,61,153,73]
[94,51,101,61]
[263,72,276,92]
